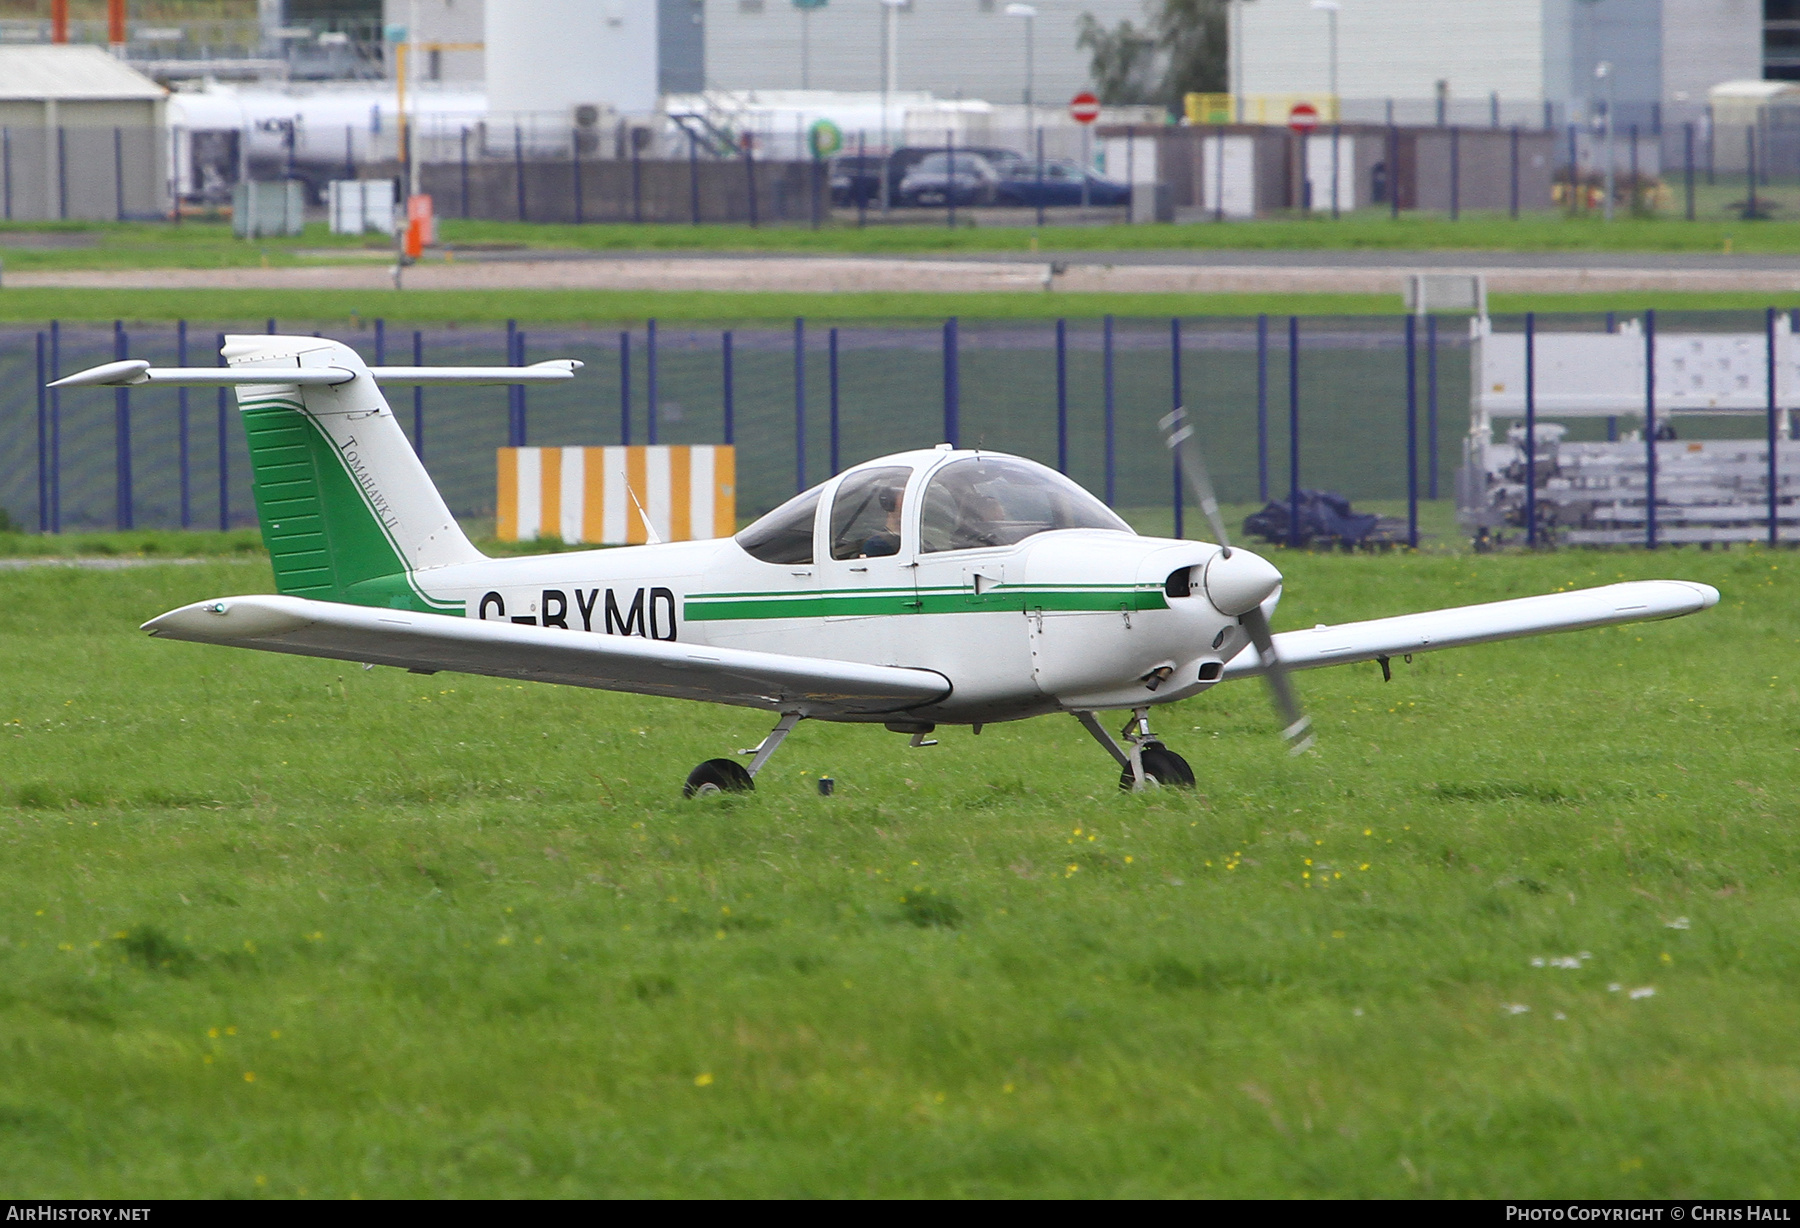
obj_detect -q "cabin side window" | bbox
[735,488,821,564]
[830,466,912,560]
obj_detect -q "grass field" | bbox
[0,544,1795,1197]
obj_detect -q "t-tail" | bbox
[50,336,581,614]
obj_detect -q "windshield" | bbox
[918,456,1131,553]
[735,487,821,564]
[831,466,912,560]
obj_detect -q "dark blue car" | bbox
[994,159,1131,207]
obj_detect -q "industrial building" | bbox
[0,45,167,221]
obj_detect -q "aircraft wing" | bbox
[1221,580,1719,679]
[143,595,951,718]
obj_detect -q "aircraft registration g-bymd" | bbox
[53,335,1720,795]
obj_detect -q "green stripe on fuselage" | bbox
[682,585,1166,622]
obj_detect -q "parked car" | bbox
[829,155,886,207]
[896,151,1003,207]
[994,159,1132,207]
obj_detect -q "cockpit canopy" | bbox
[735,453,1132,564]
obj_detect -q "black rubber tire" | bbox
[1119,744,1196,791]
[683,757,755,798]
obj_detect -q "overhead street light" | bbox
[1004,3,1037,111]
[1310,0,1339,119]
[879,0,907,214]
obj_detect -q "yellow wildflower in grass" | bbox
[243,1071,256,1082]
[694,1072,714,1087]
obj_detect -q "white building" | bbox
[704,0,1151,105]
[1237,0,1761,121]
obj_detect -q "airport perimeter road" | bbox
[12,249,1800,295]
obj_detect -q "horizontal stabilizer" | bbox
[144,594,951,718]
[49,359,581,390]
[1221,580,1719,679]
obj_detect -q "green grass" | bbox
[0,546,1795,1196]
[5,287,1800,327]
[8,211,1800,271]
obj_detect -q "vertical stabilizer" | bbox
[226,335,480,613]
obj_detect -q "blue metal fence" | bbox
[5,311,1791,544]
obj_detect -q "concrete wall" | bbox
[1661,0,1762,102]
[485,0,658,116]
[383,156,829,224]
[383,0,485,84]
[1411,128,1557,212]
[1239,0,1547,102]
[704,0,1148,103]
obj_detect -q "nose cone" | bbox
[1203,548,1283,617]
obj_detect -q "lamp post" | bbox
[1310,0,1339,120]
[1596,59,1614,221]
[1005,4,1037,111]
[879,0,905,214]
[795,0,826,90]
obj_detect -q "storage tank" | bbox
[485,0,658,117]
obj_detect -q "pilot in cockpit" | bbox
[861,485,904,557]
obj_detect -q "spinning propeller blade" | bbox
[1159,407,1314,755]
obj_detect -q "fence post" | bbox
[177,319,191,528]
[1567,125,1578,213]
[215,331,227,532]
[1256,313,1269,502]
[1387,123,1399,219]
[810,145,822,230]
[1684,123,1695,221]
[745,140,759,227]
[505,319,522,446]
[795,317,807,492]
[1509,126,1520,218]
[3,126,12,221]
[459,127,470,218]
[1769,306,1781,547]
[1036,127,1046,229]
[345,124,354,180]
[828,327,840,475]
[49,320,61,533]
[1405,314,1419,548]
[374,317,386,366]
[722,330,734,445]
[857,130,868,228]
[1055,317,1068,473]
[572,128,584,225]
[942,316,960,448]
[514,124,527,221]
[1171,316,1184,538]
[631,134,643,224]
[35,331,45,531]
[647,318,659,445]
[1525,311,1537,547]
[1639,309,1656,547]
[1449,125,1460,220]
[57,126,67,220]
[1490,91,1500,128]
[115,321,132,530]
[514,328,528,447]
[113,127,124,221]
[946,127,957,230]
[412,329,424,459]
[619,330,631,445]
[1287,316,1300,548]
[1427,314,1440,499]
[1747,126,1758,218]
[689,131,701,225]
[1103,313,1115,506]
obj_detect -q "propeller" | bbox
[1159,407,1314,754]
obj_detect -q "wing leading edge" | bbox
[1220,580,1719,680]
[143,595,951,718]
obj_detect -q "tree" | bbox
[1079,0,1228,110]
[1076,12,1160,105]
[1155,0,1228,100]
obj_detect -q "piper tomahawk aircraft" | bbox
[53,335,1720,795]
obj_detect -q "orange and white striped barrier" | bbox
[496,445,736,544]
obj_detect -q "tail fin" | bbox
[225,335,478,613]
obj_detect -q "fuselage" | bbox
[404,449,1262,725]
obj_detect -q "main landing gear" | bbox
[1074,708,1195,792]
[683,712,801,798]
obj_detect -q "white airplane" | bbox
[52,335,1721,796]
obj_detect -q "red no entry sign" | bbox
[1070,92,1100,124]
[1288,102,1320,134]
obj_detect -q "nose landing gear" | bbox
[1073,708,1195,792]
